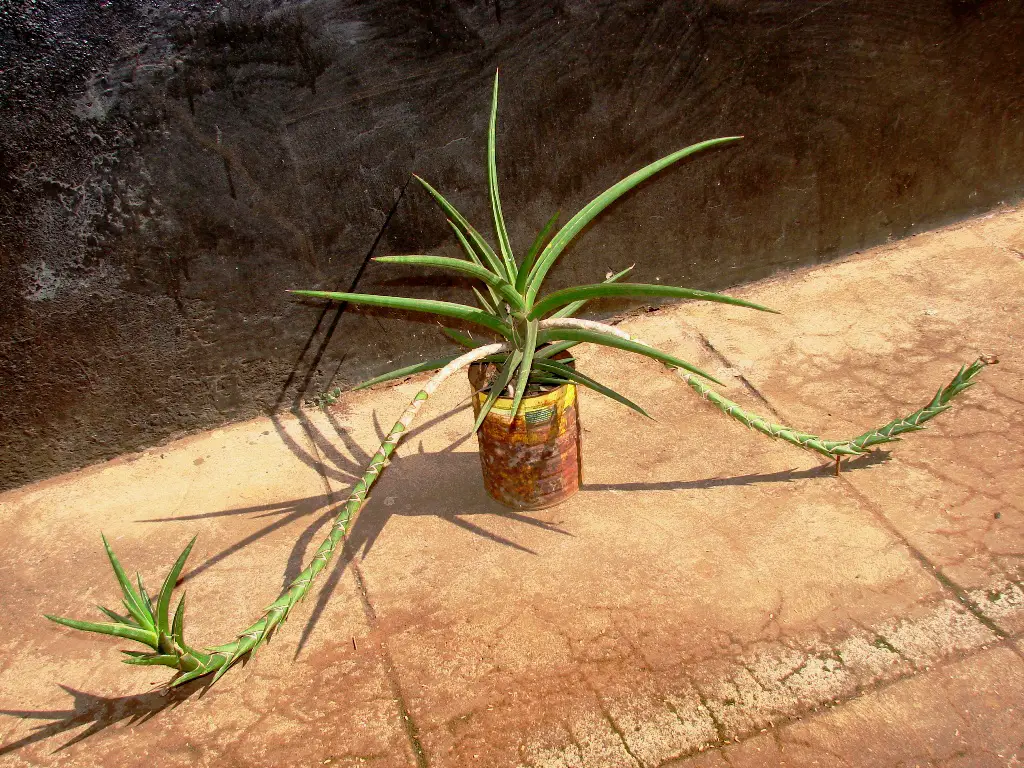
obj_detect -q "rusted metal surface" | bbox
[468,366,582,510]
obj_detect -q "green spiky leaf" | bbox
[415,175,509,280]
[373,255,524,310]
[516,211,559,292]
[353,354,462,390]
[534,340,580,359]
[171,593,187,647]
[507,319,539,422]
[136,573,154,621]
[551,264,634,319]
[157,536,196,636]
[101,535,153,631]
[528,374,571,386]
[473,349,523,432]
[537,327,724,385]
[97,605,136,626]
[524,136,743,306]
[448,220,505,312]
[471,285,498,314]
[123,654,181,667]
[531,282,777,320]
[441,327,483,348]
[534,359,651,418]
[288,290,513,338]
[172,662,224,687]
[45,615,157,646]
[487,70,517,279]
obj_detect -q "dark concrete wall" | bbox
[2,0,1022,491]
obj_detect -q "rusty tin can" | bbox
[468,366,582,510]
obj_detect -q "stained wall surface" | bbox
[2,0,1022,491]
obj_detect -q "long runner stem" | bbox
[49,343,509,686]
[538,317,992,461]
[680,359,990,460]
[179,341,511,684]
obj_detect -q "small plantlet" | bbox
[310,387,342,409]
[48,71,992,689]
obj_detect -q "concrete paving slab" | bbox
[665,644,1024,767]
[0,205,1020,767]
[685,202,1024,631]
[0,416,414,767]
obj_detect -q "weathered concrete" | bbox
[0,204,1022,766]
[666,645,1024,767]
[3,0,1023,492]
[686,202,1024,627]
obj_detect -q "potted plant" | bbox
[47,71,991,687]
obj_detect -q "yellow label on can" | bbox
[475,382,577,420]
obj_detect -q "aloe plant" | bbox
[290,71,775,427]
[48,70,991,688]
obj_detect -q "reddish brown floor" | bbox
[1,203,1022,767]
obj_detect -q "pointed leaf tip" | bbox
[172,592,187,646]
[101,534,153,631]
[157,536,197,635]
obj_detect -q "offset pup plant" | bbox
[48,72,991,686]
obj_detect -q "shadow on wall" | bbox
[1,0,1022,491]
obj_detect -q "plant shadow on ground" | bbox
[141,404,893,660]
[0,407,892,757]
[138,401,576,661]
[0,683,204,757]
[584,450,892,492]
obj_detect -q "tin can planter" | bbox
[468,364,582,510]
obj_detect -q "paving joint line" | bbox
[653,635,1016,768]
[838,478,1020,653]
[687,325,1024,652]
[300,418,429,768]
[585,678,643,767]
[616,323,1024,763]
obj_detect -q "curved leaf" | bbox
[487,70,517,278]
[101,535,153,631]
[550,264,634,319]
[374,255,524,310]
[123,654,181,667]
[97,605,136,626]
[507,319,539,422]
[534,340,579,359]
[536,327,724,385]
[473,349,523,432]
[136,574,154,619]
[448,220,505,312]
[172,593,187,647]
[524,136,743,306]
[534,359,651,418]
[414,175,509,281]
[471,286,498,314]
[289,290,513,338]
[531,282,777,319]
[156,537,196,636]
[516,211,559,292]
[45,615,157,646]
[353,354,461,390]
[441,327,483,348]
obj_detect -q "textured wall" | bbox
[1,0,1022,491]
